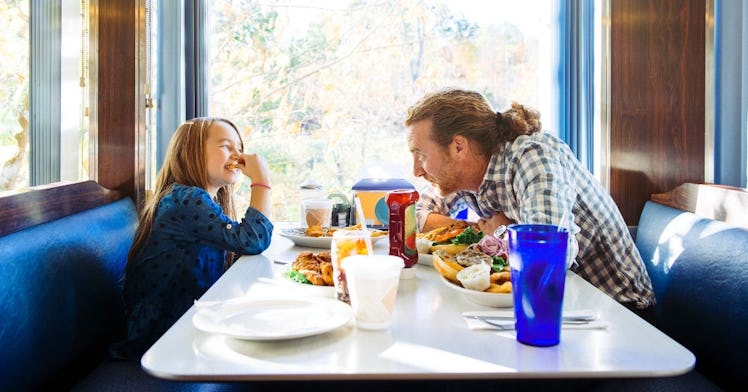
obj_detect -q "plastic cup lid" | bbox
[351,178,415,191]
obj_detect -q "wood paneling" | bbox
[97,0,138,200]
[610,0,706,224]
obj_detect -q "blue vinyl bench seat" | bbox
[635,200,748,390]
[0,184,252,392]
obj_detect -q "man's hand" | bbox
[477,212,514,236]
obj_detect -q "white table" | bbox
[141,232,694,381]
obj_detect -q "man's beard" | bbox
[426,177,448,197]
[426,156,460,197]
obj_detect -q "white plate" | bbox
[279,227,387,249]
[417,253,433,266]
[192,297,353,340]
[439,275,513,308]
[279,271,336,298]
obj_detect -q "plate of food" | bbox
[280,251,336,297]
[279,224,388,249]
[416,221,483,267]
[431,233,513,308]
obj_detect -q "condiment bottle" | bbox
[386,189,419,278]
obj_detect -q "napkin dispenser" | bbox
[351,178,414,229]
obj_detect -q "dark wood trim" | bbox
[96,0,139,201]
[0,181,124,237]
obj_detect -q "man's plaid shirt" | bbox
[416,132,655,308]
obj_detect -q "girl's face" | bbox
[204,121,243,197]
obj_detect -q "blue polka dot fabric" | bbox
[110,184,273,359]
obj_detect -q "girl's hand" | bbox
[237,153,270,185]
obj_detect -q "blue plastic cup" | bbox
[507,224,569,347]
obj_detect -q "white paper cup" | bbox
[341,255,404,330]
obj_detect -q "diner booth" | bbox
[0,1,746,391]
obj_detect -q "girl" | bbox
[111,117,273,359]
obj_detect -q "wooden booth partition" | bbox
[609,0,707,224]
[96,0,145,205]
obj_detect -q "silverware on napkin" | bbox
[467,315,592,329]
[462,309,607,331]
[474,314,598,322]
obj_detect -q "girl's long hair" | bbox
[126,117,243,271]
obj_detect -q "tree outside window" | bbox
[206,0,555,221]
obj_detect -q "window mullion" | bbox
[29,0,62,186]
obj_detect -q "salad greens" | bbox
[491,256,508,272]
[284,269,311,285]
[451,226,483,245]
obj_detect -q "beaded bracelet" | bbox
[250,182,271,190]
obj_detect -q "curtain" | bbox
[714,0,748,187]
[184,0,208,119]
[156,0,185,170]
[557,0,594,171]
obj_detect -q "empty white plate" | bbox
[193,297,353,340]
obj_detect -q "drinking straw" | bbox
[557,208,573,269]
[558,209,572,232]
[354,195,374,254]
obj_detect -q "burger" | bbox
[416,221,483,255]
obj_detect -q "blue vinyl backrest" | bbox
[0,198,137,391]
[636,201,748,385]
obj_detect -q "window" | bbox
[204,0,557,221]
[0,0,91,194]
[0,1,29,192]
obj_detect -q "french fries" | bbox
[304,223,388,238]
[486,281,512,293]
[490,270,511,283]
[432,250,464,284]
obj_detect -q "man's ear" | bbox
[452,135,468,155]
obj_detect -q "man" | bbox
[406,88,655,314]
